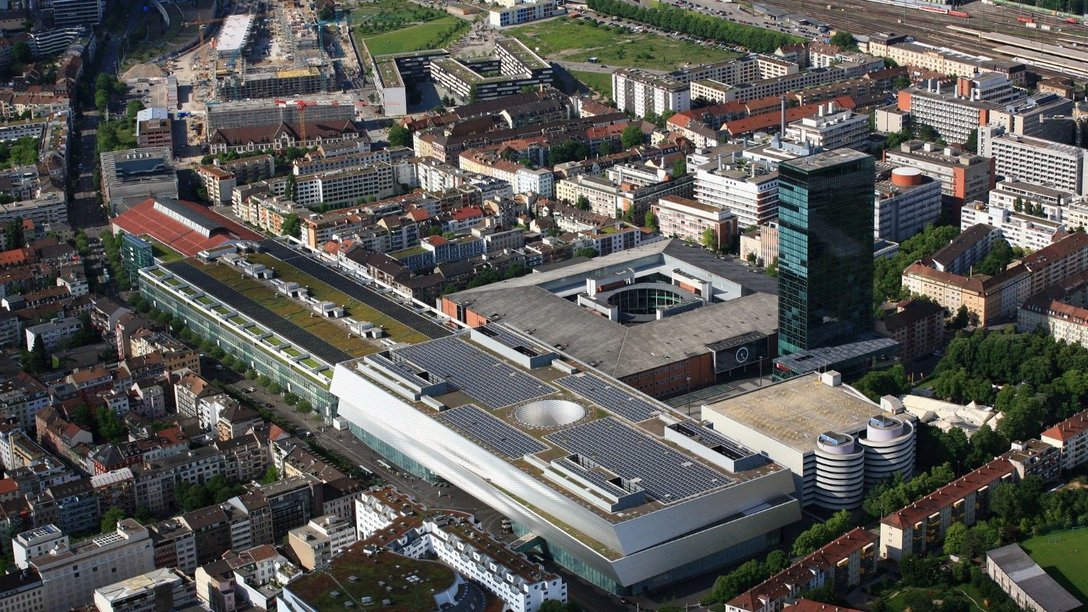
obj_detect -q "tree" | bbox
[281,213,301,238]
[388,124,411,147]
[851,364,910,402]
[260,467,279,484]
[95,90,110,112]
[645,210,658,232]
[949,304,970,330]
[22,340,49,374]
[943,521,968,556]
[672,157,687,176]
[5,217,24,248]
[11,41,30,65]
[621,124,644,148]
[101,507,127,533]
[791,510,852,556]
[991,476,1045,525]
[964,128,979,154]
[574,247,598,258]
[126,100,145,120]
[575,195,591,211]
[702,227,719,252]
[765,256,778,278]
[597,142,613,157]
[830,31,858,50]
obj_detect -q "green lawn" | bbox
[1022,528,1088,601]
[571,70,612,96]
[288,549,455,611]
[886,585,988,612]
[361,16,464,56]
[510,19,739,70]
[149,238,183,263]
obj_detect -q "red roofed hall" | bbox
[110,197,262,257]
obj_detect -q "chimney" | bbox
[819,104,825,118]
[780,96,786,134]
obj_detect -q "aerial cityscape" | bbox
[0,0,1086,610]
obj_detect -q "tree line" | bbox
[585,0,802,54]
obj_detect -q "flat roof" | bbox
[703,373,887,453]
[987,544,1082,612]
[217,14,255,54]
[782,148,871,172]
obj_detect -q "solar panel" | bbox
[165,261,352,365]
[260,240,450,339]
[555,456,630,498]
[670,421,756,461]
[436,405,547,458]
[364,353,432,387]
[393,336,553,409]
[546,418,731,504]
[555,374,659,423]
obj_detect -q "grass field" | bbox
[196,260,380,358]
[510,19,739,70]
[571,70,612,96]
[247,253,431,346]
[360,16,464,56]
[1022,528,1088,601]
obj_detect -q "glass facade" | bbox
[777,150,875,355]
[138,269,338,417]
[120,233,154,281]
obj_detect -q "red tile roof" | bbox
[881,458,1015,530]
[110,197,261,257]
[723,96,856,136]
[1041,409,1088,442]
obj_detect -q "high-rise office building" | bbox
[777,149,875,355]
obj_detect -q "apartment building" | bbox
[17,520,155,612]
[901,262,1028,326]
[784,105,869,151]
[874,168,942,242]
[726,529,876,612]
[93,567,196,612]
[960,204,1062,252]
[652,195,738,248]
[897,86,992,145]
[488,0,557,26]
[692,161,779,228]
[883,140,995,212]
[196,165,236,206]
[979,126,1088,196]
[874,299,945,363]
[612,70,690,118]
[555,172,694,219]
[294,163,397,209]
[1040,410,1088,473]
[879,458,1016,560]
[286,514,356,570]
[987,179,1075,223]
[988,93,1075,141]
[866,35,1026,85]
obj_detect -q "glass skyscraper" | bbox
[777,149,875,355]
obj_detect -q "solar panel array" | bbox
[364,353,431,387]
[555,374,659,423]
[555,457,630,499]
[671,421,756,461]
[546,418,731,503]
[260,240,451,339]
[393,336,553,409]
[436,405,548,458]
[479,325,535,351]
[165,261,352,365]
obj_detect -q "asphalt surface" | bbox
[260,239,453,339]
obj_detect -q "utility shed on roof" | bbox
[985,544,1082,612]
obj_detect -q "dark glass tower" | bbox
[777,149,875,355]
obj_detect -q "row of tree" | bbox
[873,224,960,306]
[585,0,802,54]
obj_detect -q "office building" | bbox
[488,0,557,26]
[0,569,44,612]
[19,520,154,612]
[874,167,942,242]
[703,372,915,509]
[692,160,779,228]
[896,86,993,145]
[960,203,1062,252]
[50,0,103,27]
[100,148,178,213]
[777,150,875,354]
[883,140,994,213]
[980,126,1088,196]
[986,544,1082,612]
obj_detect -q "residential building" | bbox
[24,316,82,351]
[873,168,942,242]
[726,529,876,612]
[196,166,236,206]
[879,459,1016,560]
[784,105,869,151]
[286,514,356,570]
[874,300,945,363]
[930,223,1002,275]
[986,544,1081,612]
[51,0,104,28]
[739,222,779,266]
[555,172,694,220]
[20,520,155,612]
[93,567,196,612]
[777,150,875,354]
[180,506,232,567]
[148,519,197,575]
[488,0,558,27]
[293,164,396,209]
[960,203,1062,252]
[979,126,1088,196]
[1040,409,1088,472]
[257,476,315,542]
[652,195,738,250]
[0,569,44,612]
[896,85,993,145]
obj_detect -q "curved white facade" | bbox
[813,432,866,510]
[861,415,916,487]
[330,363,801,591]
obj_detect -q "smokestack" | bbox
[780,96,786,134]
[717,154,722,172]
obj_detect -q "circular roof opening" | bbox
[514,400,587,429]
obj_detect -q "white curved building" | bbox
[331,326,801,595]
[702,371,917,511]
